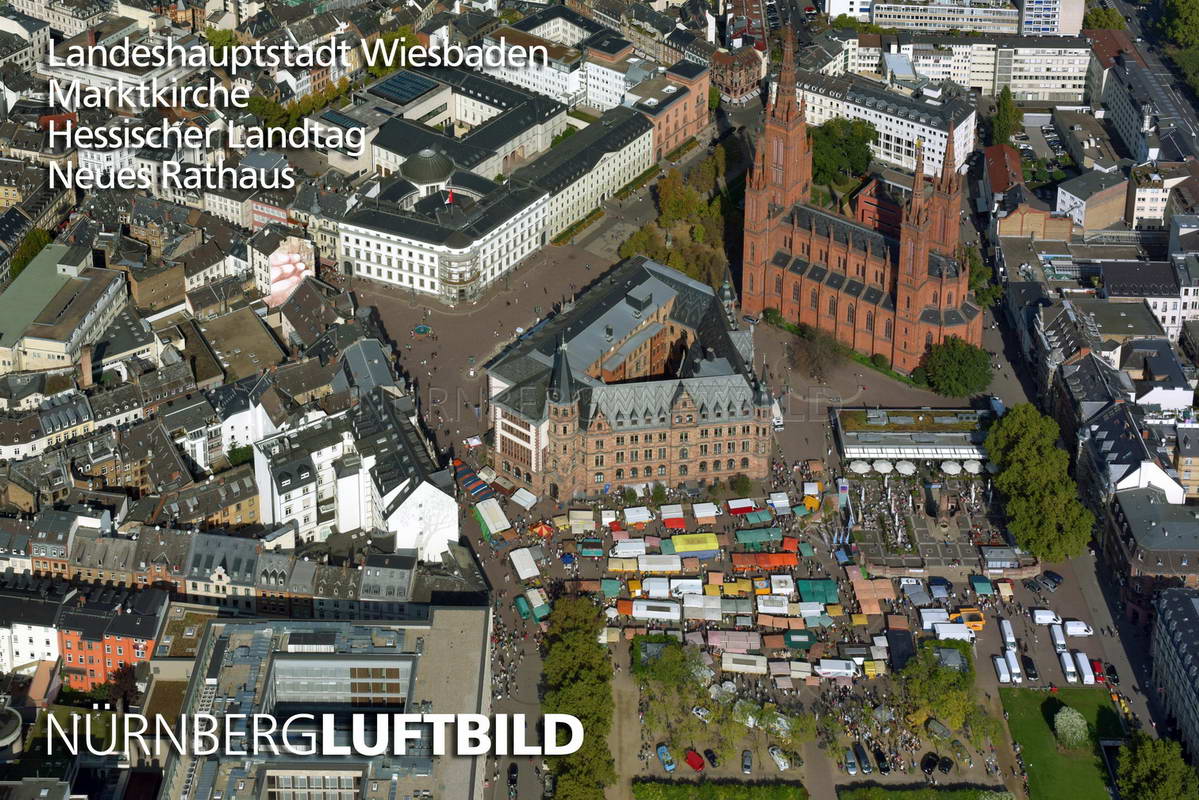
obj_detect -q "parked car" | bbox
[938,756,954,775]
[692,706,711,724]
[1043,571,1065,588]
[768,745,790,771]
[921,752,940,775]
[742,749,753,774]
[684,749,704,772]
[657,743,676,772]
[1091,659,1107,684]
[742,315,760,325]
[1023,655,1039,681]
[845,747,859,775]
[704,749,719,768]
[874,748,890,775]
[1106,662,1120,685]
[1023,578,1045,594]
[853,742,872,775]
[508,764,518,799]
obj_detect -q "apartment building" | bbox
[9,0,105,36]
[870,0,1021,35]
[58,587,167,691]
[831,32,1091,103]
[253,387,458,559]
[1152,588,1199,757]
[793,70,975,176]
[1016,0,1084,35]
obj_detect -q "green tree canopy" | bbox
[7,228,51,280]
[921,336,992,396]
[1164,0,1199,46]
[985,404,1094,561]
[1117,733,1199,800]
[542,598,614,797]
[1082,6,1126,28]
[990,86,1021,146]
[901,640,975,729]
[811,118,877,185]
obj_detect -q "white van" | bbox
[1075,652,1095,685]
[1005,649,1023,684]
[1031,609,1062,625]
[1000,619,1016,651]
[993,654,1011,684]
[1060,651,1079,683]
[771,400,784,431]
[815,659,860,678]
[1064,620,1094,637]
[1049,624,1067,654]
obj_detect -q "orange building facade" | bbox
[739,37,983,373]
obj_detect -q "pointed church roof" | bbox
[769,27,801,124]
[548,336,577,405]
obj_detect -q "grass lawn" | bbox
[1001,687,1124,800]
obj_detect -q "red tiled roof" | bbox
[984,143,1024,193]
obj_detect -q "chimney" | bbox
[79,346,94,389]
[87,29,97,47]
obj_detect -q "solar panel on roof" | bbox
[321,110,364,128]
[369,71,438,105]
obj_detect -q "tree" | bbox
[985,404,1095,561]
[921,336,992,396]
[900,640,975,729]
[1164,0,1199,46]
[729,473,752,496]
[990,86,1021,146]
[1083,6,1125,28]
[1053,706,1088,748]
[367,26,415,79]
[542,598,614,797]
[651,483,667,504]
[623,488,638,504]
[811,118,877,185]
[1118,733,1199,800]
[7,228,51,280]
[227,445,253,467]
[204,27,237,51]
[963,244,1002,307]
[708,86,721,111]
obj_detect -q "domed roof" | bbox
[401,148,453,185]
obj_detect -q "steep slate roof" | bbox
[489,256,768,424]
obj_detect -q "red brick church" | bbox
[740,36,983,373]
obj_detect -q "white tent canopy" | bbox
[850,460,871,474]
[474,497,511,536]
[692,502,720,519]
[963,460,982,475]
[873,460,893,474]
[624,506,653,524]
[941,461,962,475]
[896,461,916,475]
[660,504,685,520]
[508,548,540,580]
[511,488,538,510]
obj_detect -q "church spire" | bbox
[906,140,927,222]
[548,336,577,406]
[937,124,960,195]
[769,27,800,124]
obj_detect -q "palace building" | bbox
[740,34,983,373]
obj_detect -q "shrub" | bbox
[1054,706,1088,748]
[870,353,889,369]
